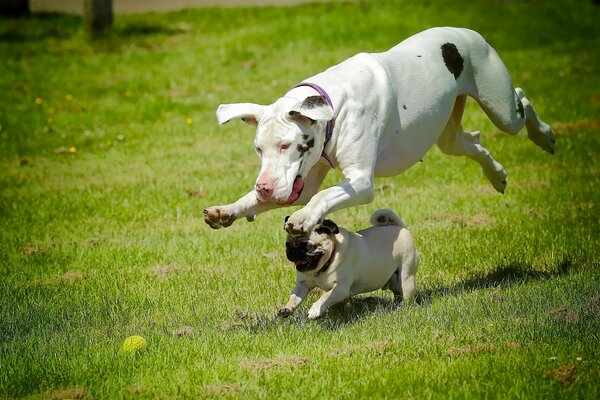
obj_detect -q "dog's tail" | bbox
[370,209,406,227]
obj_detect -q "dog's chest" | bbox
[304,270,338,292]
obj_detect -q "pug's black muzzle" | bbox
[286,240,324,272]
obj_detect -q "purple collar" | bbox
[290,82,335,168]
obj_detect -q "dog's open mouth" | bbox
[285,175,304,204]
[292,258,316,272]
[294,260,307,268]
[287,249,324,272]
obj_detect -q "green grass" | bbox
[1,0,599,398]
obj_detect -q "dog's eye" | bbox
[255,147,262,156]
[279,143,290,151]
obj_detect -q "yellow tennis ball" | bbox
[122,335,147,353]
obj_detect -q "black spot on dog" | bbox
[403,105,407,110]
[297,136,315,156]
[417,55,422,58]
[297,143,310,156]
[302,95,327,109]
[516,99,525,119]
[441,43,464,80]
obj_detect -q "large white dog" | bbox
[204,27,555,234]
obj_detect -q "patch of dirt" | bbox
[61,271,85,282]
[150,263,183,278]
[126,384,148,394]
[242,355,309,371]
[220,310,273,331]
[186,189,204,198]
[522,180,549,190]
[172,326,195,337]
[425,212,496,228]
[549,306,579,323]
[23,245,45,256]
[203,383,240,396]
[552,119,600,134]
[20,271,85,287]
[432,330,447,340]
[332,340,391,356]
[546,364,577,385]
[376,183,394,191]
[474,185,497,195]
[505,341,521,351]
[45,387,87,399]
[85,238,100,246]
[445,343,495,356]
[587,296,600,312]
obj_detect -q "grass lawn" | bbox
[1,0,599,398]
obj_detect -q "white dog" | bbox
[204,27,555,235]
[278,209,419,319]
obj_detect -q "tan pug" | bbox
[278,209,419,319]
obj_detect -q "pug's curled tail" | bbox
[370,209,406,227]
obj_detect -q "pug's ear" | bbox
[315,219,339,235]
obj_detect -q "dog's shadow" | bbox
[422,258,572,300]
[311,257,573,330]
[229,258,573,332]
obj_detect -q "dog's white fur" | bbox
[204,27,555,234]
[280,209,419,320]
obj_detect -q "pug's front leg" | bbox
[278,280,314,317]
[307,283,350,320]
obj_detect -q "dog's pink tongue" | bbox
[287,176,304,204]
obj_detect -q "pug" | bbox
[278,209,419,319]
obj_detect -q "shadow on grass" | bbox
[422,257,573,301]
[225,258,574,331]
[0,13,187,43]
[115,23,189,37]
[321,258,574,330]
[0,13,81,42]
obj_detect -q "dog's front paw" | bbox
[277,307,294,318]
[203,206,238,229]
[307,304,323,320]
[284,211,318,235]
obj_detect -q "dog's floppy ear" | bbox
[216,103,266,125]
[315,219,339,235]
[289,95,333,123]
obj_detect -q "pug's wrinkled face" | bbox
[284,218,339,272]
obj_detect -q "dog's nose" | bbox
[255,181,274,200]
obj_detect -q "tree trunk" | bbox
[83,0,113,37]
[0,0,30,17]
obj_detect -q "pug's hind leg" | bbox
[278,280,313,317]
[386,270,403,302]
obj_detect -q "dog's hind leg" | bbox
[437,96,508,193]
[388,247,419,304]
[469,43,555,153]
[386,271,403,301]
[515,88,556,154]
